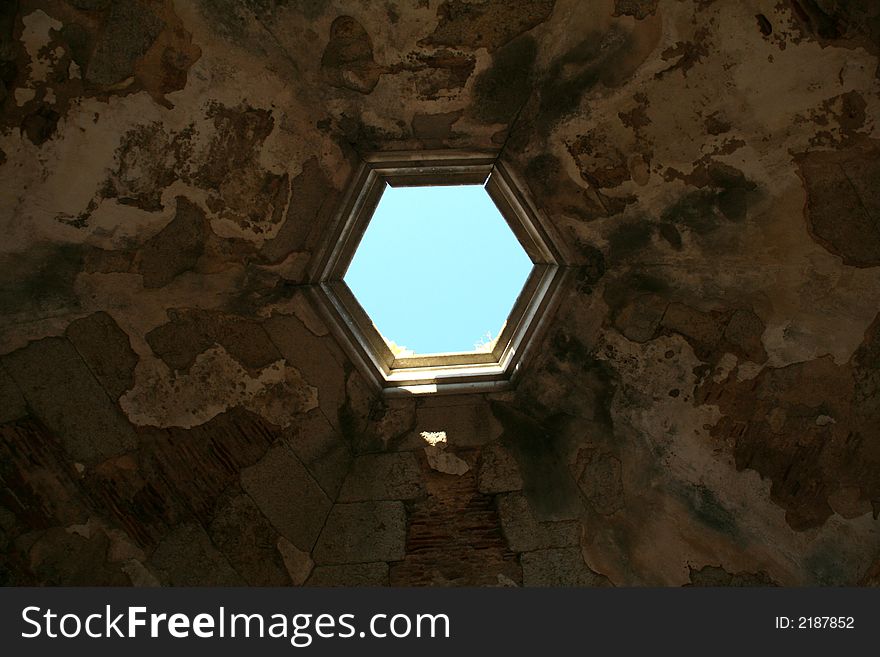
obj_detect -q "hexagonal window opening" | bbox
[307,151,568,395]
[344,184,533,357]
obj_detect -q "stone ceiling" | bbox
[0,0,879,586]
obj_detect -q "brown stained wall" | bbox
[0,0,879,586]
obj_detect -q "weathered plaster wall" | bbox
[1,0,879,586]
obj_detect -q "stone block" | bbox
[521,547,610,587]
[313,501,406,565]
[283,411,351,499]
[208,492,291,586]
[497,492,580,552]
[571,448,624,516]
[277,537,314,585]
[1,337,137,464]
[306,562,389,587]
[478,442,523,494]
[612,293,667,343]
[263,314,348,422]
[338,452,424,502]
[241,445,332,552]
[398,398,502,450]
[146,309,281,373]
[0,364,27,425]
[66,311,138,399]
[136,196,207,288]
[148,522,244,586]
[27,526,129,586]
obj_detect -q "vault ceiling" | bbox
[0,0,879,586]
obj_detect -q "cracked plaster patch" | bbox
[120,344,317,428]
[20,11,63,85]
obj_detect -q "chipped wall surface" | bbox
[0,0,879,586]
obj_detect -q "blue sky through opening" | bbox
[343,184,533,355]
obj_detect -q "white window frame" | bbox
[305,150,569,396]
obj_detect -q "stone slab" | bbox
[337,452,424,502]
[521,547,610,587]
[313,501,406,565]
[477,442,523,494]
[497,492,580,552]
[241,445,332,552]
[147,522,244,586]
[1,337,137,464]
[306,562,389,587]
[66,311,138,399]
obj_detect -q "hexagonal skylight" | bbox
[306,151,568,395]
[343,184,533,357]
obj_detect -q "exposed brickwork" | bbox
[391,450,521,586]
[85,408,277,548]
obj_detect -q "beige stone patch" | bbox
[20,11,62,84]
[815,414,836,427]
[277,537,314,585]
[424,444,470,476]
[120,344,317,428]
[768,407,787,434]
[14,87,36,106]
[712,352,738,383]
[735,361,764,381]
